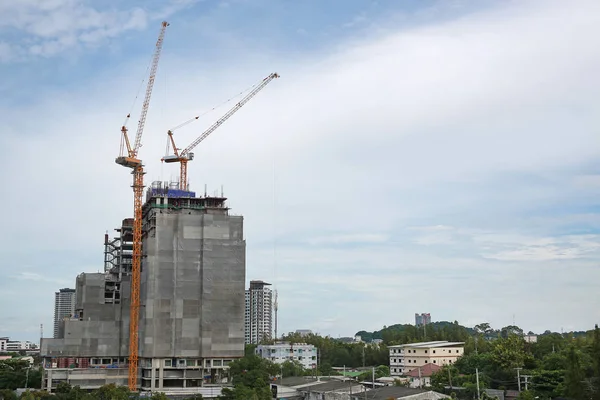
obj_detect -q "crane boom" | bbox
[133,21,169,155]
[162,72,279,189]
[182,73,279,157]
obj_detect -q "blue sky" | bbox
[1,0,600,342]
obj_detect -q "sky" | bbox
[1,0,599,343]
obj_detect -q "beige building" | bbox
[389,341,464,376]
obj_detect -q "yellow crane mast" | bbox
[115,20,169,391]
[162,72,280,190]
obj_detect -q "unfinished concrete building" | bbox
[41,182,246,396]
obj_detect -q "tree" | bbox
[221,355,278,399]
[0,389,17,400]
[490,334,529,370]
[564,345,585,400]
[92,383,132,400]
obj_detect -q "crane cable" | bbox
[165,75,271,157]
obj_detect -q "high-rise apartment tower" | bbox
[415,313,432,326]
[245,280,273,344]
[53,288,76,338]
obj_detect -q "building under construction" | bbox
[41,182,246,396]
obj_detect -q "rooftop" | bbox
[357,387,447,400]
[298,380,362,393]
[406,363,442,377]
[389,341,465,349]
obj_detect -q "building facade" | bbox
[54,288,76,338]
[0,337,7,352]
[6,341,36,351]
[245,280,273,344]
[415,313,431,326]
[255,343,317,370]
[389,341,464,376]
[41,183,246,395]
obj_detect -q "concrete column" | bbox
[158,359,164,390]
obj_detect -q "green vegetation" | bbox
[428,324,600,400]
[0,359,41,392]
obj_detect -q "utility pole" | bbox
[373,366,376,390]
[515,368,522,391]
[476,368,481,400]
[418,367,423,389]
[448,367,453,389]
[363,345,365,368]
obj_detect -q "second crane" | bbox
[162,72,280,190]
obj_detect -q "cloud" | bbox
[307,233,389,245]
[0,0,198,60]
[2,0,600,340]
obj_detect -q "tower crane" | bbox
[162,72,280,190]
[115,20,169,391]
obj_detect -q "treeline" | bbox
[278,332,389,369]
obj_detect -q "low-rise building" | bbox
[406,363,441,388]
[523,334,537,343]
[256,342,318,370]
[6,341,36,351]
[389,341,464,376]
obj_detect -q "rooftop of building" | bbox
[57,288,75,293]
[388,341,465,349]
[250,280,271,289]
[297,380,363,393]
[406,363,442,377]
[360,387,444,400]
[258,342,315,348]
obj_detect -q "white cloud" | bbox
[0,0,198,60]
[2,0,600,340]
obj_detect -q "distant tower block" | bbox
[245,280,273,344]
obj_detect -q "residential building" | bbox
[389,341,464,376]
[0,337,7,352]
[41,183,246,394]
[415,313,431,326]
[523,334,538,343]
[6,341,36,351]
[256,342,317,370]
[54,288,76,338]
[295,329,313,337]
[406,363,441,388]
[245,280,273,344]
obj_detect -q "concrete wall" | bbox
[42,273,131,357]
[139,210,246,359]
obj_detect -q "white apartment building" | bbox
[389,341,464,376]
[6,341,36,351]
[0,337,7,352]
[524,334,538,343]
[245,280,273,344]
[255,343,318,370]
[54,288,76,338]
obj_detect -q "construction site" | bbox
[40,21,278,397]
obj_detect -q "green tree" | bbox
[222,355,278,399]
[92,383,132,400]
[564,345,585,400]
[0,389,17,400]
